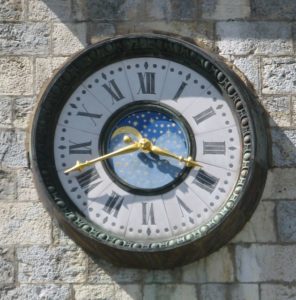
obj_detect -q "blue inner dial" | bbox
[106,108,190,190]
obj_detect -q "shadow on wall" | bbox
[36,0,296,298]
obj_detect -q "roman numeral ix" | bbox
[69,140,92,155]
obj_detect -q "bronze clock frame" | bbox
[30,34,270,269]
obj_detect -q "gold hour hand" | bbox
[150,145,202,168]
[64,141,140,174]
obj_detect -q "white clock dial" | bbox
[53,57,242,244]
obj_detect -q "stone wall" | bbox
[0,0,295,299]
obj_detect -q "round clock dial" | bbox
[31,35,269,268]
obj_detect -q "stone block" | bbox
[52,23,87,56]
[88,23,116,44]
[0,130,27,168]
[236,244,296,282]
[271,129,296,167]
[16,169,38,202]
[0,202,51,245]
[35,57,68,95]
[293,97,296,126]
[251,0,296,20]
[13,96,35,129]
[261,284,296,300]
[28,0,72,21]
[0,168,16,201]
[143,284,197,300]
[0,0,23,21]
[232,56,259,90]
[117,21,214,49]
[146,0,196,20]
[88,256,142,284]
[0,96,12,128]
[182,246,234,283]
[262,168,296,200]
[200,284,259,300]
[216,22,292,55]
[0,284,71,300]
[262,57,296,94]
[232,201,276,243]
[114,284,142,300]
[17,245,87,283]
[0,23,50,55]
[277,201,296,242]
[52,220,76,246]
[202,0,250,20]
[0,247,14,288]
[0,57,33,95]
[143,268,181,284]
[73,0,143,21]
[74,284,115,300]
[262,96,291,127]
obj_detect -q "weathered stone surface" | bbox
[0,96,12,128]
[52,23,87,56]
[52,220,76,246]
[0,23,50,55]
[293,96,296,126]
[16,169,38,202]
[0,57,33,95]
[251,0,296,20]
[0,130,27,168]
[232,56,259,90]
[0,284,71,300]
[28,0,71,21]
[262,96,291,127]
[146,0,196,20]
[0,169,16,201]
[0,247,14,288]
[232,201,276,243]
[143,268,181,284]
[200,284,259,300]
[143,284,197,300]
[272,129,296,167]
[261,284,296,300]
[0,202,51,245]
[35,57,68,94]
[13,96,35,129]
[203,0,250,20]
[262,57,296,94]
[262,168,296,200]
[236,245,296,282]
[88,256,142,284]
[114,284,142,300]
[17,245,87,283]
[73,0,143,21]
[182,246,234,283]
[0,0,23,21]
[89,23,116,44]
[217,22,292,55]
[117,21,214,49]
[74,284,115,299]
[277,201,296,242]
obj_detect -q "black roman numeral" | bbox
[142,202,156,225]
[176,196,194,224]
[102,79,125,103]
[70,103,102,126]
[76,168,101,194]
[193,107,216,125]
[203,142,226,155]
[193,170,219,193]
[173,81,187,101]
[69,141,92,155]
[137,72,156,94]
[103,191,124,218]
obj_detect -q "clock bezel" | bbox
[30,34,270,269]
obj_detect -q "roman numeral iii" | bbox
[203,141,226,155]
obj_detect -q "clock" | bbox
[30,35,269,269]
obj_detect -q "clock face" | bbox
[31,35,268,268]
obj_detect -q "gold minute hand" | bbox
[64,141,140,174]
[150,144,202,168]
